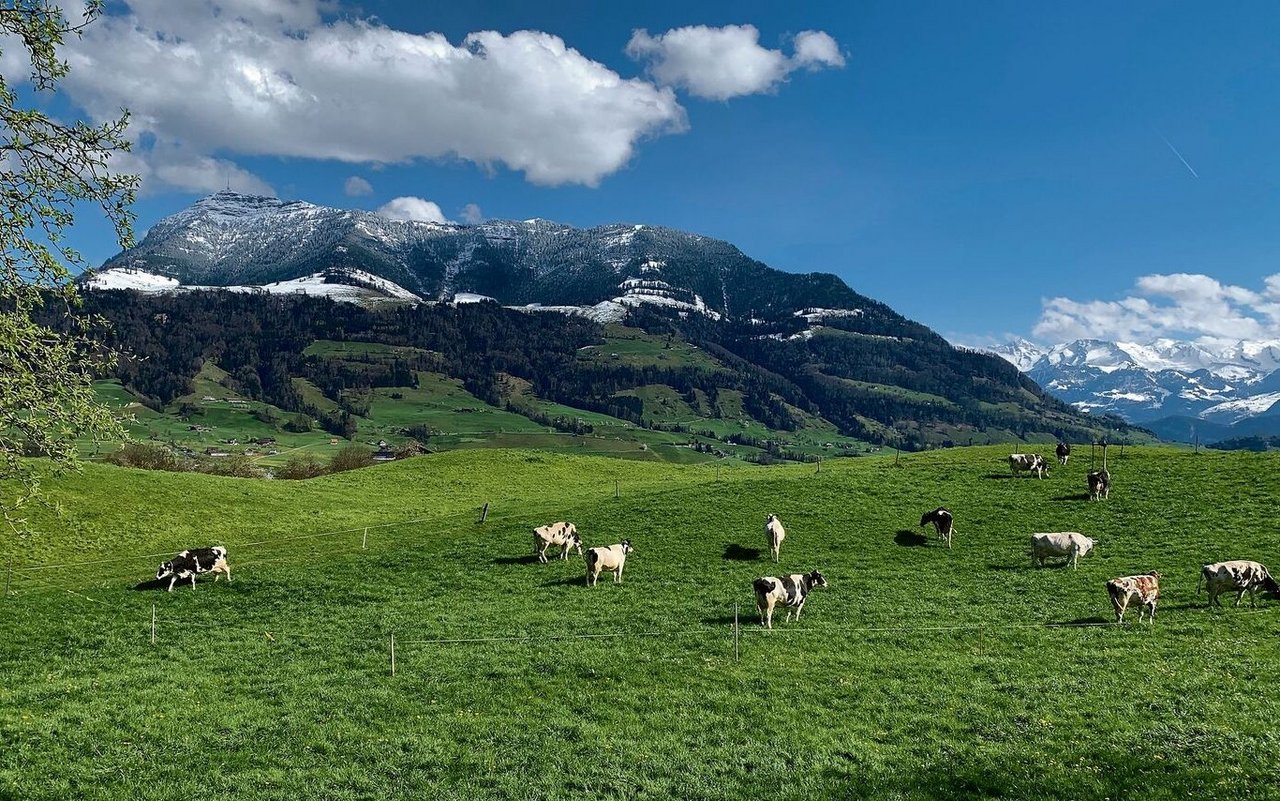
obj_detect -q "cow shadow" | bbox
[1053,493,1092,502]
[493,554,540,566]
[1051,616,1109,626]
[132,578,170,592]
[984,473,1017,480]
[894,530,929,547]
[723,543,761,561]
[702,614,743,626]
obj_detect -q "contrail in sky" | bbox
[1158,133,1199,178]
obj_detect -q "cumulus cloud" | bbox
[56,0,688,190]
[377,196,450,223]
[625,24,844,100]
[111,143,276,197]
[343,176,373,196]
[459,203,484,224]
[1033,272,1280,344]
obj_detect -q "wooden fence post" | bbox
[614,480,619,499]
[362,528,368,550]
[479,503,489,524]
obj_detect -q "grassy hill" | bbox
[3,446,1277,799]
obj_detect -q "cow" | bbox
[1198,560,1280,608]
[1030,532,1095,570]
[1087,469,1110,501]
[586,540,634,586]
[155,546,231,592]
[752,571,827,629]
[919,507,955,549]
[764,514,786,563]
[1009,453,1049,479]
[1056,442,1071,466]
[533,521,581,564]
[1106,572,1161,623]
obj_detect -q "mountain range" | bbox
[81,191,1137,450]
[988,338,1280,442]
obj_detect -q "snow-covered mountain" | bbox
[86,191,866,324]
[988,337,1280,434]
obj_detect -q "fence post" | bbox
[733,603,740,662]
[614,480,619,499]
[479,503,489,524]
[150,604,156,645]
[390,632,396,676]
[816,458,821,474]
[362,528,368,550]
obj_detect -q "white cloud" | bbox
[625,24,844,100]
[1033,272,1280,343]
[792,31,845,70]
[343,176,372,196]
[58,1,688,190]
[111,143,276,197]
[459,202,483,224]
[377,196,449,223]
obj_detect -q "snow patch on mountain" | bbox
[1198,392,1280,424]
[84,266,419,304]
[84,267,181,291]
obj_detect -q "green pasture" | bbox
[3,446,1278,799]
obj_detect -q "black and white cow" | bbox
[156,546,231,592]
[533,521,581,563]
[752,570,827,629]
[1087,469,1111,501]
[1056,442,1071,466]
[1009,453,1049,479]
[1198,560,1280,608]
[919,507,955,549]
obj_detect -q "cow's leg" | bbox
[794,599,806,621]
[1148,600,1157,622]
[1234,589,1245,608]
[1110,593,1126,623]
[756,597,766,626]
[167,576,176,592]
[615,565,623,583]
[190,573,197,590]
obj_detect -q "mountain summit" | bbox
[94,191,877,324]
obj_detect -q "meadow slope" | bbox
[2,447,1278,800]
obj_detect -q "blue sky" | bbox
[41,1,1280,345]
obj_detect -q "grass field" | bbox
[4,446,1278,799]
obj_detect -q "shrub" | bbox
[105,442,186,472]
[194,454,264,479]
[283,414,314,433]
[328,443,374,473]
[276,452,327,480]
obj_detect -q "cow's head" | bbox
[1261,573,1280,596]
[807,570,828,588]
[765,514,777,524]
[620,539,634,554]
[1078,537,1096,559]
[155,560,176,581]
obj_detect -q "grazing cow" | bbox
[533,521,581,563]
[1198,560,1280,608]
[752,570,828,629]
[1087,469,1110,501]
[1106,572,1161,623]
[1056,442,1071,466]
[155,546,231,592]
[1009,453,1049,479]
[1030,532,1095,570]
[919,507,955,549]
[586,540,634,586]
[764,514,786,563]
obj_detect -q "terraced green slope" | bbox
[3,447,1277,799]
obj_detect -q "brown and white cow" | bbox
[585,540,633,586]
[1030,532,1095,570]
[155,546,231,592]
[1087,469,1110,501]
[1106,572,1161,623]
[764,514,786,563]
[752,570,827,629]
[533,521,581,563]
[1056,442,1071,466]
[1198,560,1280,608]
[919,507,955,549]
[1009,453,1049,479]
